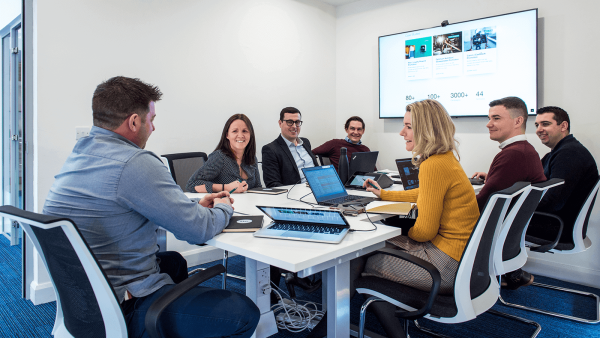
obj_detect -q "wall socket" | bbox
[76,127,91,140]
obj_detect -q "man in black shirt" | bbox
[531,106,598,242]
[504,106,599,290]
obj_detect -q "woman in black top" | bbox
[186,114,261,193]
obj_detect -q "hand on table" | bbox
[362,178,382,197]
[199,191,234,208]
[471,172,487,182]
[225,180,248,193]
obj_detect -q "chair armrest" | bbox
[375,247,442,320]
[145,264,226,338]
[528,211,564,253]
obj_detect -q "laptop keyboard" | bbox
[270,222,344,235]
[325,195,367,205]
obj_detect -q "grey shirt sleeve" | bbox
[117,152,233,245]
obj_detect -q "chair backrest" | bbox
[316,155,331,166]
[0,206,127,338]
[569,176,600,253]
[451,182,530,322]
[495,179,564,274]
[162,152,208,191]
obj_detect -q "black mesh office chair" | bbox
[161,152,208,191]
[0,205,225,338]
[490,179,565,337]
[315,155,331,166]
[500,177,600,324]
[354,182,531,338]
[161,152,244,289]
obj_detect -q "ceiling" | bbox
[318,0,363,6]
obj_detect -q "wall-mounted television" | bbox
[379,9,537,118]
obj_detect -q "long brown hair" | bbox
[215,114,257,165]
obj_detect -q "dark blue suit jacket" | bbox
[261,135,318,188]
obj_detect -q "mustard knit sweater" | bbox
[381,151,479,261]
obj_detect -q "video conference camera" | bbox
[441,20,449,27]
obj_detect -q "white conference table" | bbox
[186,184,403,338]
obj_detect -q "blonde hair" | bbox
[406,99,459,166]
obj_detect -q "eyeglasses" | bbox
[282,119,303,127]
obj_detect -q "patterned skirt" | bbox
[362,235,458,295]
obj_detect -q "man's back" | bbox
[43,126,232,302]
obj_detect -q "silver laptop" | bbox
[253,206,350,244]
[302,166,377,206]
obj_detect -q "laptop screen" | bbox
[349,151,378,175]
[302,166,348,202]
[257,206,348,226]
[395,158,420,190]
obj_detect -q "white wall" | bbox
[335,0,600,287]
[31,0,337,303]
[0,0,20,29]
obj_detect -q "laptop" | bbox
[348,151,379,176]
[302,166,377,206]
[253,206,350,244]
[395,158,420,190]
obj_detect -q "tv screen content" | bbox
[379,9,537,118]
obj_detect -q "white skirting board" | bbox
[523,256,600,289]
[30,280,56,305]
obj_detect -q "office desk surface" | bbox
[186,184,402,274]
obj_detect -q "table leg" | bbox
[245,258,278,338]
[326,260,351,337]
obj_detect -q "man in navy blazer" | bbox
[262,107,319,188]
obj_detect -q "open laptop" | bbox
[348,151,379,176]
[253,206,350,244]
[395,158,420,190]
[302,166,377,206]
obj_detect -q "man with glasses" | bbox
[262,107,318,187]
[261,107,321,299]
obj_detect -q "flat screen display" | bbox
[379,9,537,118]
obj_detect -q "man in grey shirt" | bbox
[43,76,259,337]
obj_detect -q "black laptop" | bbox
[348,151,378,176]
[302,166,377,206]
[395,158,420,190]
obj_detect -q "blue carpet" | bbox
[0,235,598,337]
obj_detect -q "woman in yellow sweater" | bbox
[308,100,479,338]
[362,99,480,295]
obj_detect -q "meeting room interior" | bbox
[0,0,598,337]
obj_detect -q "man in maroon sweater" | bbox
[312,116,373,171]
[472,96,546,289]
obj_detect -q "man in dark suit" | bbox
[261,107,321,298]
[262,107,319,188]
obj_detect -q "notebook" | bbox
[222,215,264,233]
[247,187,288,195]
[395,158,420,190]
[302,166,377,206]
[366,202,413,216]
[253,206,350,244]
[348,151,379,176]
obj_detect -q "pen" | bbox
[368,181,380,190]
[229,187,237,194]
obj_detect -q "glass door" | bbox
[1,19,23,246]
